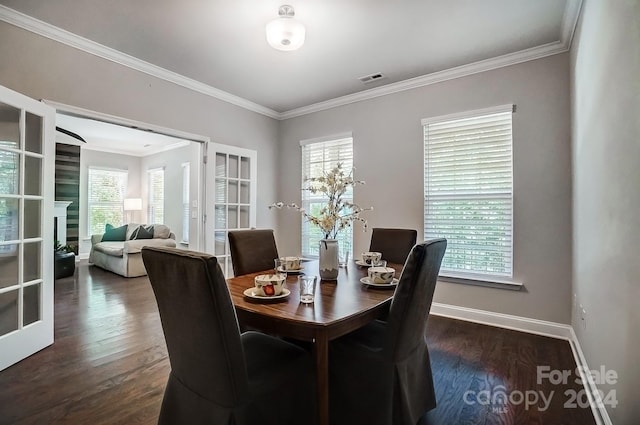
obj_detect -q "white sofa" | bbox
[89,224,177,277]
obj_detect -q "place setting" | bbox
[242,273,291,301]
[243,256,314,302]
[355,251,382,267]
[357,251,399,289]
[275,256,305,274]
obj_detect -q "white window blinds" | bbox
[301,136,353,258]
[423,106,513,279]
[87,168,128,235]
[147,168,164,225]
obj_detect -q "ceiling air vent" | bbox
[358,72,386,84]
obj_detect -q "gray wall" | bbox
[570,0,640,423]
[141,144,200,245]
[279,54,573,323]
[0,21,280,244]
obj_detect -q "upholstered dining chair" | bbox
[329,238,447,425]
[228,229,279,276]
[142,246,315,425]
[368,228,418,265]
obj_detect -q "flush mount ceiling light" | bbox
[266,5,305,51]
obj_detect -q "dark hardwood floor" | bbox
[0,262,595,425]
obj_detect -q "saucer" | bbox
[360,277,399,288]
[277,266,303,274]
[243,287,291,300]
[355,260,373,267]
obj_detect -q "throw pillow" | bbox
[102,224,128,241]
[125,223,140,240]
[132,225,154,240]
[153,224,171,239]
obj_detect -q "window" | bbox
[87,168,128,235]
[301,135,353,258]
[423,105,513,280]
[0,142,19,253]
[147,168,164,225]
[182,162,190,244]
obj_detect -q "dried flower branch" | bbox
[269,163,372,239]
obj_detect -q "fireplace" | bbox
[54,201,72,246]
[54,201,75,279]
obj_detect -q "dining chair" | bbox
[368,228,418,265]
[228,229,279,276]
[329,238,447,425]
[141,246,315,425]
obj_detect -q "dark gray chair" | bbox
[329,238,447,425]
[142,246,315,425]
[369,228,418,265]
[228,229,279,276]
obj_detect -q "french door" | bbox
[0,85,55,370]
[204,143,257,277]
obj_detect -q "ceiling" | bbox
[0,0,579,116]
[56,113,190,157]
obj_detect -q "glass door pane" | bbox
[0,290,19,337]
[206,144,257,277]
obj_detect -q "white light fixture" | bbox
[266,5,305,51]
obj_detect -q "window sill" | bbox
[438,273,523,291]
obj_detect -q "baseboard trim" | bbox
[429,302,612,425]
[76,253,89,261]
[568,328,613,425]
[430,302,573,340]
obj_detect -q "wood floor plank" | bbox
[0,262,596,425]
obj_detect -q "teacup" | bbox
[254,274,286,297]
[367,266,395,284]
[370,259,387,268]
[280,256,302,271]
[362,251,382,265]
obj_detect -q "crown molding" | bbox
[2,1,583,121]
[279,41,568,120]
[561,0,584,51]
[0,5,280,119]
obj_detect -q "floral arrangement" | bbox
[269,163,372,240]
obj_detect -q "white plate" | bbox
[360,277,399,288]
[355,260,373,267]
[277,266,304,273]
[243,287,291,300]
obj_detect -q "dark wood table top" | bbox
[226,259,401,335]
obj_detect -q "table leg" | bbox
[314,331,329,425]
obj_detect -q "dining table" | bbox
[226,259,402,425]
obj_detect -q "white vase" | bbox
[319,239,339,280]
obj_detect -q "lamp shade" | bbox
[123,198,142,211]
[266,5,305,51]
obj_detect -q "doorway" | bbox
[48,101,208,257]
